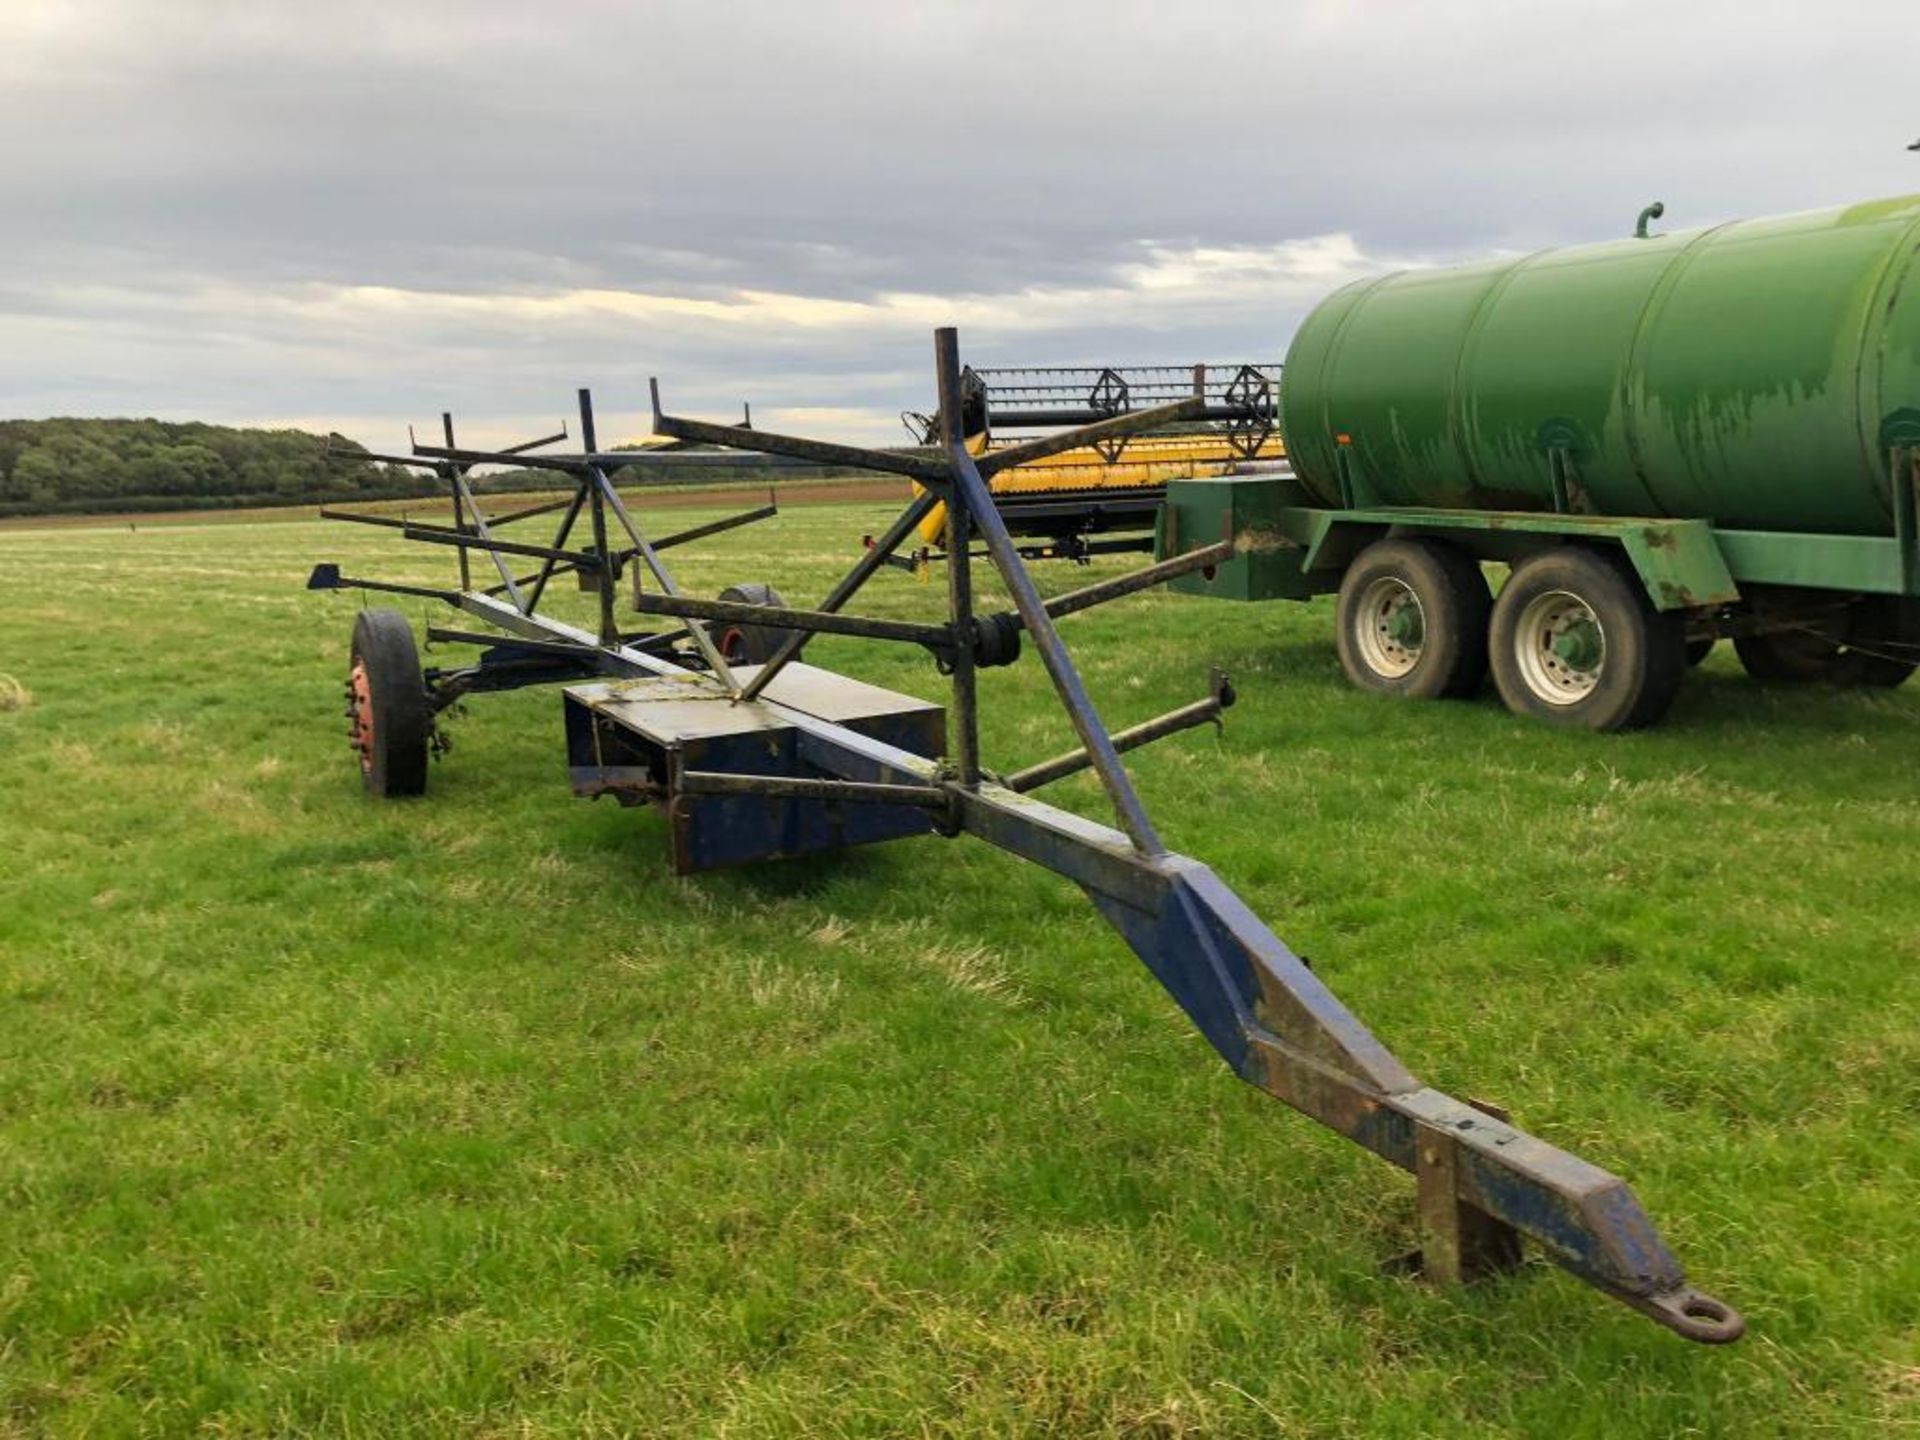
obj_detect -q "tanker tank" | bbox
[1154,196,1920,728]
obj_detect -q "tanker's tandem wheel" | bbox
[1733,595,1918,689]
[710,582,793,664]
[1335,538,1491,699]
[1489,548,1687,731]
[346,609,431,797]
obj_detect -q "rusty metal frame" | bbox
[309,327,1744,1345]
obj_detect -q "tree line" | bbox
[0,418,438,517]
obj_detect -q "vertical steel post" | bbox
[1895,445,1918,596]
[1335,443,1359,511]
[935,332,981,786]
[578,389,618,645]
[443,413,471,593]
[1415,1122,1522,1284]
[1548,447,1574,515]
[933,329,1163,855]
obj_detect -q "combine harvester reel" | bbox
[309,328,1743,1344]
[895,359,1286,566]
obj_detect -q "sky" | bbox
[3,0,1917,451]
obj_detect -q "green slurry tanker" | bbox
[1159,194,1920,729]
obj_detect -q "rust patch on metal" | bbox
[1235,523,1292,555]
[1656,581,1699,608]
[346,657,374,775]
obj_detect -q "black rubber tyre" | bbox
[347,609,430,797]
[712,582,793,665]
[1732,627,1849,685]
[1489,548,1687,731]
[1858,656,1918,689]
[1850,597,1918,687]
[1734,598,1917,688]
[1685,637,1717,668]
[1334,538,1492,699]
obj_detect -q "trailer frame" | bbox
[309,327,1744,1345]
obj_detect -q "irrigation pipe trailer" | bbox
[1151,194,1920,728]
[310,328,1743,1344]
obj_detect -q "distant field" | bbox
[1,505,1917,1437]
[0,474,902,532]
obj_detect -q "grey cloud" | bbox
[2,0,1916,444]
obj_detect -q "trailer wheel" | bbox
[1734,599,1916,688]
[1732,624,1849,685]
[1489,548,1686,730]
[1855,599,1918,688]
[712,582,793,665]
[1334,539,1491,699]
[1858,656,1917,687]
[346,609,430,797]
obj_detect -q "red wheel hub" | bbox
[346,657,375,774]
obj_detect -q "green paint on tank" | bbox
[1281,195,1920,536]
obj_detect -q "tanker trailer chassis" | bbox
[1156,451,1920,730]
[308,327,1743,1345]
[1150,197,1920,730]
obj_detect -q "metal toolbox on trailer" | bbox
[563,663,945,873]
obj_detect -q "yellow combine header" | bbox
[904,362,1285,559]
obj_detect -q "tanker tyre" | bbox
[1489,548,1687,731]
[1858,655,1917,688]
[347,609,431,798]
[1853,597,1918,688]
[1732,630,1846,685]
[1734,598,1916,688]
[1335,538,1491,700]
[712,582,793,665]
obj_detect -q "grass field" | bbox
[2,501,1917,1437]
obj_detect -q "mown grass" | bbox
[0,502,1916,1437]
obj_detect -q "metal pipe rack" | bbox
[309,327,1743,1345]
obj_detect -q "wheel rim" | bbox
[1514,589,1605,704]
[1353,576,1425,679]
[346,657,375,775]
